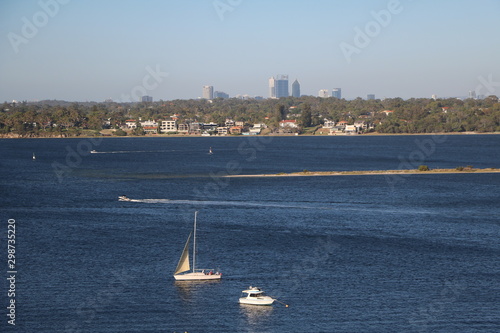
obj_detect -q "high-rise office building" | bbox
[202,86,214,99]
[268,77,275,98]
[269,75,289,98]
[292,79,300,97]
[318,89,329,98]
[141,95,153,102]
[214,91,229,99]
[332,88,342,99]
[468,90,476,99]
[367,94,375,100]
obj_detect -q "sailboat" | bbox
[173,211,222,281]
[209,147,213,155]
[32,152,36,160]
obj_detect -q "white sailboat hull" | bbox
[239,296,275,306]
[173,272,222,281]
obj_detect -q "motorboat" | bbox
[239,287,275,306]
[118,195,131,201]
[90,150,97,153]
[173,211,222,281]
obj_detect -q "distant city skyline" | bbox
[1,0,499,102]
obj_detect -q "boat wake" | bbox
[120,198,333,210]
[91,150,175,154]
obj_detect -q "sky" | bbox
[1,0,499,102]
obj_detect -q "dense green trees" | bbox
[0,95,499,137]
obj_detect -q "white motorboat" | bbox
[173,211,222,281]
[90,150,97,153]
[118,195,131,201]
[239,287,275,306]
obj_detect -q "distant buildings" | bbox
[292,79,301,97]
[214,91,229,99]
[202,86,214,99]
[468,90,476,99]
[279,120,298,128]
[160,120,177,133]
[141,95,153,102]
[269,75,289,98]
[367,94,375,100]
[331,88,342,99]
[318,89,329,98]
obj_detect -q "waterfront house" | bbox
[140,120,158,128]
[160,120,177,133]
[125,120,137,129]
[229,126,243,135]
[177,123,189,134]
[203,122,218,132]
[279,120,298,128]
[323,119,336,128]
[217,127,228,135]
[143,126,158,134]
[345,125,358,135]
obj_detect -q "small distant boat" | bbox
[90,150,97,153]
[173,211,222,281]
[32,152,36,160]
[209,147,213,155]
[118,195,131,201]
[239,287,275,306]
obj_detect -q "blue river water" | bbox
[1,135,499,332]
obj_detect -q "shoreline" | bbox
[1,131,500,139]
[225,168,500,178]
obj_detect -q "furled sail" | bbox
[174,232,192,275]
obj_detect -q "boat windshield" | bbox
[249,292,264,297]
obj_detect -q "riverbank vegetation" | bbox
[1,95,499,137]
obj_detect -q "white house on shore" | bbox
[160,120,177,133]
[125,119,137,129]
[217,127,228,135]
[279,120,298,128]
[323,119,336,128]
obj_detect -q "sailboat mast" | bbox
[193,211,197,272]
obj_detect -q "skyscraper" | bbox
[202,86,213,99]
[214,91,229,99]
[332,88,342,99]
[292,79,300,97]
[367,94,375,100]
[141,95,153,102]
[268,77,275,98]
[269,75,289,98]
[318,89,329,98]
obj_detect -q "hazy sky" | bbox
[1,0,499,102]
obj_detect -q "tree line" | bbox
[1,95,499,137]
